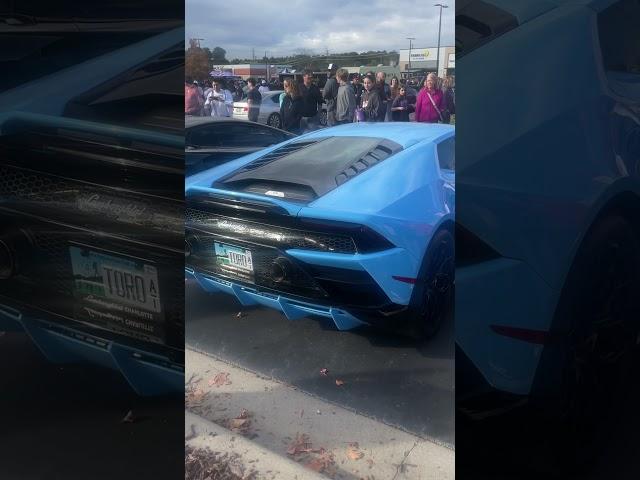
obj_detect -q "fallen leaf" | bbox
[335,379,346,386]
[306,458,325,472]
[304,449,336,474]
[320,368,328,376]
[286,433,314,456]
[185,388,208,407]
[229,418,249,429]
[209,372,231,387]
[347,443,364,460]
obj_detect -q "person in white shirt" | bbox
[258,79,270,94]
[203,81,214,116]
[205,79,233,117]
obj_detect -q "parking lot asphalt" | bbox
[184,279,455,448]
[0,332,183,480]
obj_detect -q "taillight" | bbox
[392,276,417,284]
[243,106,248,112]
[490,325,550,344]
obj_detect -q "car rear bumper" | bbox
[456,257,559,395]
[186,268,369,330]
[456,344,529,420]
[0,300,184,396]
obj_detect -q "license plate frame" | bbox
[214,242,254,282]
[68,244,164,343]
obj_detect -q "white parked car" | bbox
[232,90,284,128]
[233,90,328,128]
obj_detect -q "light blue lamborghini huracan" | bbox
[456,0,640,422]
[185,122,455,339]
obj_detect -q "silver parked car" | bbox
[233,89,328,128]
[232,90,284,128]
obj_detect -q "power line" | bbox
[406,37,415,73]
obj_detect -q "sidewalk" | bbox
[185,348,454,480]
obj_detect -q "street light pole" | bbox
[406,37,415,78]
[434,3,448,77]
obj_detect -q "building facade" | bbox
[398,46,455,78]
[211,64,291,80]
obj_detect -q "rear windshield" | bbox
[63,42,184,134]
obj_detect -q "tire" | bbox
[405,228,455,341]
[267,113,281,129]
[536,214,640,470]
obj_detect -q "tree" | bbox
[185,42,210,81]
[212,47,228,64]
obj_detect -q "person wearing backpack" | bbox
[415,73,445,123]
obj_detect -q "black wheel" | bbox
[267,113,281,129]
[538,215,640,469]
[405,228,455,341]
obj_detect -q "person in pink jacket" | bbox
[414,73,445,123]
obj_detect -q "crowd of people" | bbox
[185,65,456,135]
[327,67,456,127]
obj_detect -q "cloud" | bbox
[186,0,454,60]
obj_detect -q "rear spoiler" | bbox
[186,186,303,217]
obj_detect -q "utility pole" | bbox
[434,3,448,77]
[406,37,415,77]
[252,48,255,62]
[265,51,268,82]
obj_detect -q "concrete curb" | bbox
[186,348,454,480]
[186,410,326,480]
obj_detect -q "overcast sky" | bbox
[186,0,455,60]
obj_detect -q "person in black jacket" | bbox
[442,76,455,124]
[246,78,262,122]
[375,71,392,122]
[391,86,411,122]
[299,69,323,132]
[280,78,304,134]
[360,75,381,122]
